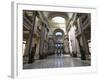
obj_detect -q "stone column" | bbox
[76,37,81,58]
[23,11,37,63]
[79,15,89,60]
[39,22,45,59]
[44,25,49,57]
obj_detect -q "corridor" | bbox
[23,54,90,69]
[23,10,91,69]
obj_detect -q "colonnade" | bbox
[23,11,91,65]
[68,13,91,60]
[23,11,49,64]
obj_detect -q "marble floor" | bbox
[23,54,90,69]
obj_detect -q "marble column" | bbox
[44,25,48,57]
[39,22,45,59]
[79,15,89,60]
[23,11,37,63]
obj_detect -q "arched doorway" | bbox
[53,29,64,55]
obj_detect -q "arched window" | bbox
[52,16,65,23]
[55,32,63,36]
[51,16,66,33]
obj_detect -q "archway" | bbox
[53,29,64,55]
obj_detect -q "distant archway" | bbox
[48,12,68,21]
[53,29,64,55]
[53,28,64,36]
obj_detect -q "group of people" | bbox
[56,48,64,56]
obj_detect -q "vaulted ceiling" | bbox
[23,10,75,36]
[42,11,73,35]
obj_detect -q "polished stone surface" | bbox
[23,54,90,69]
